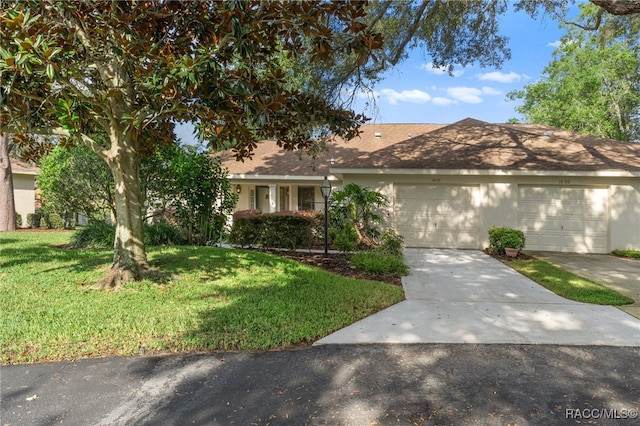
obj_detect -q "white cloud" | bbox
[477,71,524,84]
[378,89,432,105]
[481,86,502,96]
[446,87,483,104]
[420,62,464,77]
[548,40,562,48]
[432,97,456,106]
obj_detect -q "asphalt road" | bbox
[2,344,639,425]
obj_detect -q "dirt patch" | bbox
[260,249,403,286]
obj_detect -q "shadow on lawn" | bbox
[164,249,401,351]
[147,247,289,282]
[0,241,112,273]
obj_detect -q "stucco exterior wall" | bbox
[12,173,36,227]
[341,172,640,253]
[610,180,640,251]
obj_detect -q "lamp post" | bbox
[320,176,332,255]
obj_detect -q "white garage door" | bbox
[518,186,609,253]
[394,184,480,248]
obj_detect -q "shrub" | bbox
[144,222,186,246]
[46,213,65,229]
[377,228,405,258]
[61,212,76,229]
[232,209,263,219]
[488,226,526,255]
[27,212,43,228]
[228,217,262,247]
[15,212,22,228]
[228,211,321,250]
[332,225,359,253]
[71,222,115,248]
[350,251,409,276]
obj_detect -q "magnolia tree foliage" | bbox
[0,1,381,289]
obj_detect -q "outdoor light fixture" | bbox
[320,176,332,255]
[235,185,241,194]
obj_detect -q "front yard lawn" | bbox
[0,231,404,364]
[612,249,640,259]
[507,258,633,306]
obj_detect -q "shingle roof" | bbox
[219,118,640,175]
[10,158,39,175]
[219,123,445,176]
[352,118,640,172]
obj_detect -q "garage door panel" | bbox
[394,184,479,249]
[518,186,609,253]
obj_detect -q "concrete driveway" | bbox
[531,251,640,319]
[316,249,640,346]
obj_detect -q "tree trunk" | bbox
[0,133,17,232]
[94,132,149,290]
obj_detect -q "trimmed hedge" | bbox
[27,212,43,228]
[228,211,323,250]
[45,213,65,229]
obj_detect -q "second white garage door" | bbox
[518,186,609,253]
[394,184,480,248]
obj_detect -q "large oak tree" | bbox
[508,3,640,141]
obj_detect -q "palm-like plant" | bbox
[329,183,389,246]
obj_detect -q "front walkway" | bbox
[316,249,640,346]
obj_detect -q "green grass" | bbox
[612,249,640,259]
[0,231,404,364]
[508,259,633,306]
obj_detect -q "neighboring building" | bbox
[220,123,444,213]
[11,159,39,227]
[220,118,640,253]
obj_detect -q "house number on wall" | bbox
[431,178,441,183]
[559,179,571,185]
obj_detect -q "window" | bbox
[298,187,315,211]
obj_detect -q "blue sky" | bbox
[176,4,580,143]
[350,6,573,125]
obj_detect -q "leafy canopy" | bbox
[508,3,640,141]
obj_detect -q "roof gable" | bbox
[350,118,640,172]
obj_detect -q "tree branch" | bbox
[590,0,640,16]
[563,8,604,30]
[378,0,431,67]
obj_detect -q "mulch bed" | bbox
[482,248,535,261]
[259,248,536,286]
[260,249,403,286]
